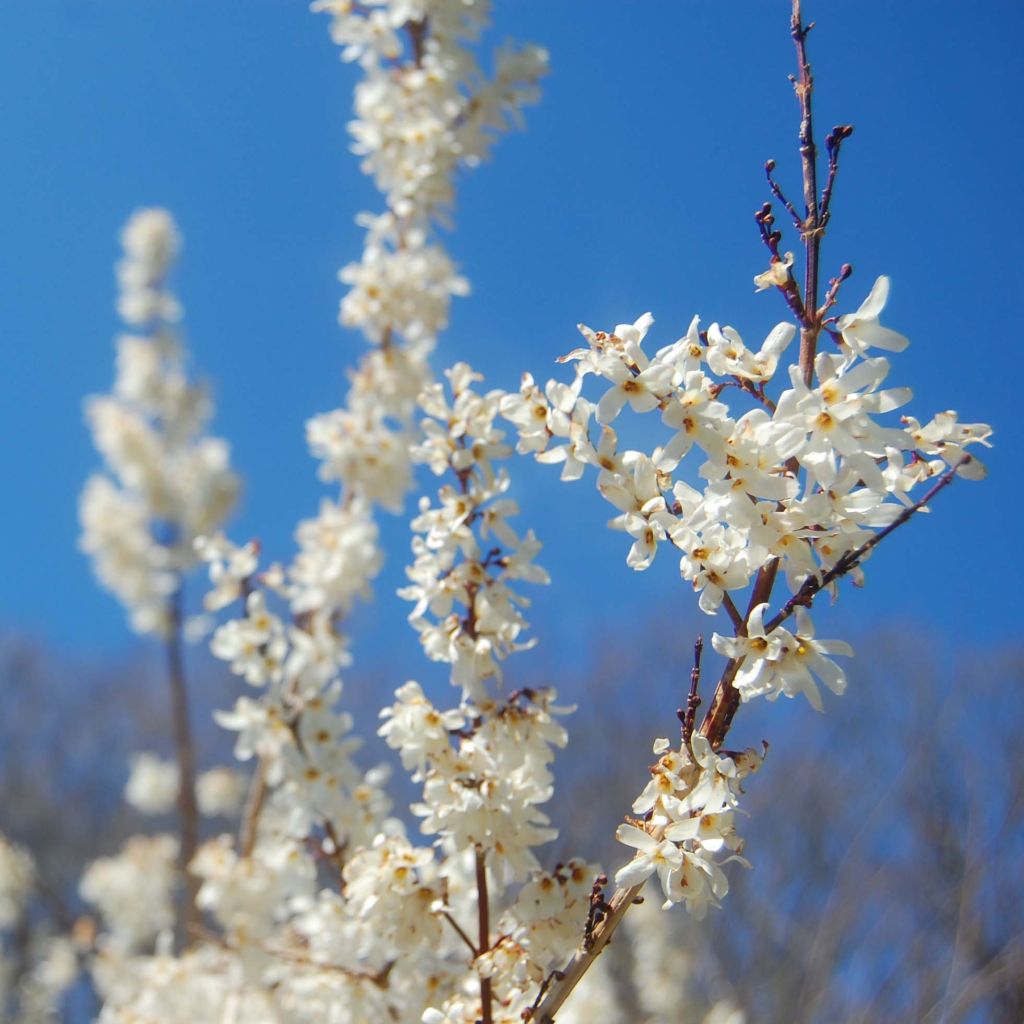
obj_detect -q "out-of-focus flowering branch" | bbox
[75,4,551,1021]
[79,208,239,945]
[80,210,238,639]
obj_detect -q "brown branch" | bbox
[475,846,493,1024]
[442,910,478,956]
[526,881,646,1023]
[763,457,967,634]
[820,124,854,226]
[791,0,822,386]
[237,757,267,859]
[721,592,745,632]
[754,202,811,328]
[529,465,970,1018]
[818,262,853,320]
[680,636,704,745]
[167,581,200,949]
[765,158,803,229]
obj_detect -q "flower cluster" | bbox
[502,275,990,910]
[124,753,245,818]
[616,736,763,917]
[0,834,35,930]
[80,835,179,953]
[80,209,239,636]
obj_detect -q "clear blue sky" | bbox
[1,1,1020,672]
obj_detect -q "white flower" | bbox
[0,836,35,928]
[196,767,246,817]
[714,604,853,711]
[753,250,794,291]
[836,275,909,358]
[125,752,179,815]
[614,823,683,890]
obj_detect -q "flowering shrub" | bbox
[0,2,994,1022]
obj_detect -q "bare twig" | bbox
[818,262,853,320]
[680,636,704,746]
[754,202,811,328]
[442,910,478,956]
[763,457,967,634]
[167,581,200,948]
[476,846,493,1024]
[237,758,267,859]
[791,0,823,385]
[765,159,803,229]
[820,124,854,226]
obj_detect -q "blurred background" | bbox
[1,1,1021,1021]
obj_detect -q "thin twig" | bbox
[442,911,478,956]
[820,124,854,226]
[763,457,967,634]
[582,875,611,952]
[237,758,267,859]
[765,158,803,229]
[754,202,811,328]
[167,581,200,948]
[818,262,853,320]
[680,636,704,746]
[475,846,493,1024]
[791,0,822,385]
[721,592,745,632]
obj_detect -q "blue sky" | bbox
[1,1,1020,675]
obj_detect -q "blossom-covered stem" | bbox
[699,0,824,753]
[698,458,967,752]
[763,456,968,634]
[166,579,200,945]
[475,846,494,1024]
[791,0,821,386]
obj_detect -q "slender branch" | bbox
[818,262,853,320]
[442,910,478,956]
[166,580,200,948]
[526,881,646,1023]
[820,124,854,226]
[791,0,822,386]
[754,202,811,328]
[763,458,967,634]
[721,592,745,632]
[237,757,267,859]
[765,159,803,229]
[680,636,704,746]
[475,846,493,1024]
